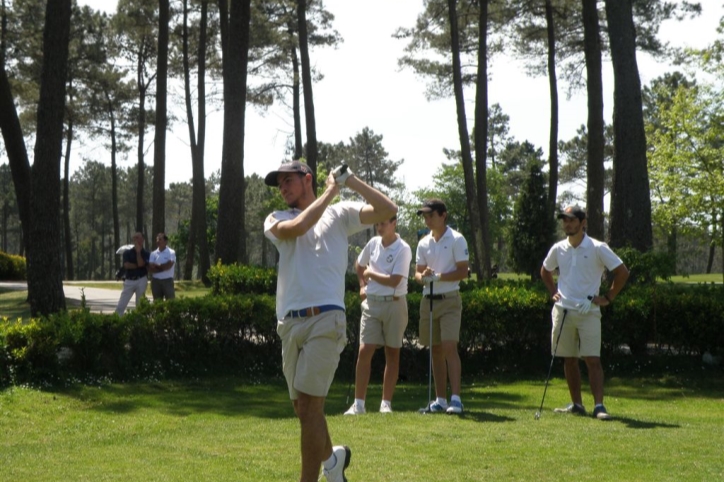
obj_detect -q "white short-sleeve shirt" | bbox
[415,226,469,295]
[357,235,412,297]
[150,247,176,280]
[264,201,368,320]
[542,234,624,311]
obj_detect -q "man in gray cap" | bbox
[264,160,397,482]
[540,205,629,420]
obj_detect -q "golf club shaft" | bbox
[537,308,568,416]
[428,281,433,408]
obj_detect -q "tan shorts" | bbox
[360,297,408,348]
[277,310,347,400]
[418,291,462,346]
[551,305,601,358]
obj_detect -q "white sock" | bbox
[323,452,337,470]
[436,397,448,407]
[594,403,604,409]
[451,394,461,404]
[381,399,391,406]
[355,398,365,408]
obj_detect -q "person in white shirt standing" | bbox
[414,199,470,415]
[541,205,629,420]
[263,160,397,482]
[149,233,176,301]
[345,215,412,415]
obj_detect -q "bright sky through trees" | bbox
[11,1,724,192]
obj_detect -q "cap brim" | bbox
[264,171,281,187]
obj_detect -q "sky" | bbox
[5,1,724,194]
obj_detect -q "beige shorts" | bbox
[277,310,347,400]
[418,291,462,346]
[551,305,601,358]
[360,297,408,348]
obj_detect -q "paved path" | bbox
[1,281,137,314]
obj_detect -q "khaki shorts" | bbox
[551,305,601,358]
[360,297,408,348]
[277,310,347,400]
[418,291,462,346]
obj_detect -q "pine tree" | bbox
[507,161,554,280]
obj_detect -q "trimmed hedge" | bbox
[2,282,722,387]
[0,251,26,281]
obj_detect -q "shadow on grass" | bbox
[613,416,680,430]
[457,411,516,423]
[53,377,298,420]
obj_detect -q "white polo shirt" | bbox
[264,201,368,320]
[542,234,623,311]
[415,226,469,295]
[357,235,412,297]
[150,247,176,280]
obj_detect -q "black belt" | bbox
[126,276,142,281]
[424,292,458,300]
[286,305,344,319]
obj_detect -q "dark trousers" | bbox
[151,277,175,301]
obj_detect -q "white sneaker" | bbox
[344,404,365,415]
[323,445,351,482]
[379,402,392,413]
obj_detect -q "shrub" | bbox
[1,282,722,387]
[207,261,277,295]
[0,251,26,280]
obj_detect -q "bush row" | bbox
[1,283,722,387]
[0,251,26,281]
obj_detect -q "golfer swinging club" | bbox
[264,160,397,482]
[414,199,469,414]
[540,205,629,420]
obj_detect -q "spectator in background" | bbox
[115,232,149,316]
[149,233,176,301]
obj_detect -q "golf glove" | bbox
[578,296,593,314]
[331,164,353,185]
[422,273,441,284]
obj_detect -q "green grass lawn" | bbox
[0,288,30,320]
[1,374,722,481]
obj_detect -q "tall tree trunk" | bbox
[62,99,74,280]
[666,226,677,275]
[183,0,210,281]
[473,0,492,279]
[297,0,318,191]
[26,0,72,315]
[706,212,717,274]
[447,0,484,279]
[152,0,170,246]
[289,23,303,159]
[581,0,605,240]
[604,0,653,251]
[107,92,121,269]
[136,78,146,233]
[215,0,251,265]
[544,0,559,220]
[0,68,31,242]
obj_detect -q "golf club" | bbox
[345,320,360,405]
[535,308,568,420]
[418,281,434,414]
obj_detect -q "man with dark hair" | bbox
[414,199,469,414]
[541,204,629,420]
[263,160,397,482]
[149,233,175,301]
[115,232,149,316]
[345,215,411,415]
